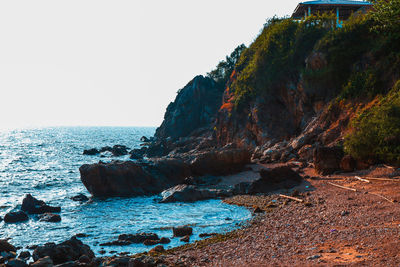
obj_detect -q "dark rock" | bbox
[21,194,61,215]
[119,233,159,244]
[173,226,192,237]
[111,145,129,157]
[142,240,159,246]
[105,256,130,266]
[155,75,223,140]
[78,255,90,264]
[129,149,145,160]
[18,252,30,260]
[32,237,94,265]
[159,237,170,244]
[313,146,344,175]
[1,251,16,260]
[26,245,38,250]
[0,240,16,252]
[180,236,190,242]
[6,258,27,267]
[4,211,28,223]
[340,155,356,172]
[70,194,89,202]
[99,146,112,153]
[30,256,53,267]
[253,207,263,213]
[83,148,99,156]
[149,245,165,253]
[190,148,251,176]
[99,240,131,247]
[74,234,88,238]
[160,184,219,203]
[38,213,61,223]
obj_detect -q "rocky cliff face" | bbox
[154,75,224,140]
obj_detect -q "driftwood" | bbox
[327,182,357,192]
[279,194,304,203]
[363,177,400,181]
[354,176,370,183]
[370,192,395,203]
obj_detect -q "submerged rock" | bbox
[100,233,160,246]
[38,213,61,223]
[21,194,61,215]
[4,211,28,223]
[32,236,94,265]
[70,194,89,202]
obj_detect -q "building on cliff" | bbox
[292,0,372,27]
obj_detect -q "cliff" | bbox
[154,75,223,140]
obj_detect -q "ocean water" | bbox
[0,127,251,255]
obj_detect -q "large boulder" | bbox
[155,75,224,140]
[234,166,303,194]
[313,146,344,175]
[21,194,61,215]
[32,237,94,265]
[190,148,251,176]
[79,159,190,197]
[160,184,220,203]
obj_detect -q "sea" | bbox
[0,126,251,255]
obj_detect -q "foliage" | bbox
[344,81,400,164]
[370,0,400,41]
[207,44,246,86]
[230,15,333,109]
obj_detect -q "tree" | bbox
[207,44,246,86]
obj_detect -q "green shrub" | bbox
[344,81,400,164]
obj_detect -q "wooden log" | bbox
[370,192,394,203]
[278,194,304,203]
[327,182,357,192]
[354,176,370,183]
[364,177,400,181]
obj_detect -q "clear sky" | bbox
[0,0,300,128]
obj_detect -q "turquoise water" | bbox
[0,127,251,255]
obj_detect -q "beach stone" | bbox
[4,211,28,223]
[70,194,89,202]
[143,239,159,246]
[30,256,53,267]
[39,213,61,223]
[21,194,61,215]
[149,245,165,253]
[6,258,27,267]
[173,226,192,237]
[0,240,16,253]
[160,184,218,203]
[32,237,94,265]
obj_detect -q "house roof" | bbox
[292,0,372,19]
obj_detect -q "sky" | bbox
[0,0,300,128]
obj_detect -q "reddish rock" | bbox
[313,146,344,175]
[340,155,356,172]
[173,226,193,237]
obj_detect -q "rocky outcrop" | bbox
[80,148,250,197]
[155,75,224,140]
[32,237,94,265]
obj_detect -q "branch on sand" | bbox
[278,194,304,203]
[327,182,357,192]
